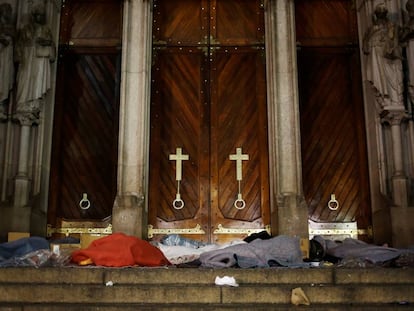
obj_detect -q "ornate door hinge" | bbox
[147,224,206,238]
[213,224,271,236]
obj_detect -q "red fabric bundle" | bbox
[71,232,170,267]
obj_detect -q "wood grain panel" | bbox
[49,0,122,226]
[296,0,371,233]
[212,0,264,45]
[153,0,208,45]
[149,48,209,227]
[295,0,357,46]
[298,47,370,224]
[60,0,123,47]
[210,47,268,224]
[49,50,120,222]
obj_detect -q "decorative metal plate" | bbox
[213,224,271,236]
[308,220,372,239]
[147,224,205,238]
[47,224,113,237]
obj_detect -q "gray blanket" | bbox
[199,235,307,268]
[314,236,404,264]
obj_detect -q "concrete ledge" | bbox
[105,267,333,285]
[0,267,413,307]
[1,267,413,285]
[1,303,413,311]
[302,285,414,304]
[0,284,221,304]
[0,267,104,284]
[0,283,413,305]
[0,267,334,285]
[221,285,414,304]
[335,268,414,284]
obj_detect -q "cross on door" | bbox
[229,147,249,181]
[169,147,189,181]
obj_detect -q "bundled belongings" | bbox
[156,235,247,265]
[71,232,171,267]
[311,235,412,266]
[0,236,53,267]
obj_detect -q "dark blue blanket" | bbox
[0,237,50,263]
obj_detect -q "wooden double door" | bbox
[148,0,270,243]
[295,0,372,238]
[48,0,122,229]
[47,0,372,243]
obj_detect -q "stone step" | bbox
[1,283,414,305]
[0,267,413,309]
[0,303,412,311]
[1,266,414,285]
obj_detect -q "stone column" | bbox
[265,0,308,238]
[0,106,7,121]
[382,109,414,247]
[381,109,409,207]
[11,111,39,232]
[112,0,152,237]
[0,103,10,201]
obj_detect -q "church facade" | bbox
[0,0,413,247]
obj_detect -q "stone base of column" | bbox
[112,194,147,238]
[371,206,392,245]
[13,175,30,208]
[392,175,408,207]
[30,202,47,238]
[390,206,414,248]
[277,193,309,239]
[0,205,31,239]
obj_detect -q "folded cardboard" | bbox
[8,232,30,242]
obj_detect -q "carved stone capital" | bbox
[0,103,8,121]
[380,108,409,126]
[0,112,7,122]
[13,111,40,126]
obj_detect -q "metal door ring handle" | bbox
[328,194,339,211]
[173,198,184,210]
[234,198,246,210]
[79,193,91,210]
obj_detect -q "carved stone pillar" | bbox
[0,105,7,121]
[265,0,308,238]
[381,108,414,247]
[381,109,409,207]
[10,111,39,231]
[0,104,11,202]
[112,0,152,237]
[13,111,39,207]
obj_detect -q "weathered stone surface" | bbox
[0,267,413,309]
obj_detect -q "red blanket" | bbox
[71,233,170,267]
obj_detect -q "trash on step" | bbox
[291,287,310,306]
[105,281,114,287]
[215,275,239,287]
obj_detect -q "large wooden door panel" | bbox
[211,47,269,226]
[149,48,209,229]
[298,48,365,223]
[296,0,371,234]
[149,0,269,243]
[49,51,120,223]
[48,0,122,227]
